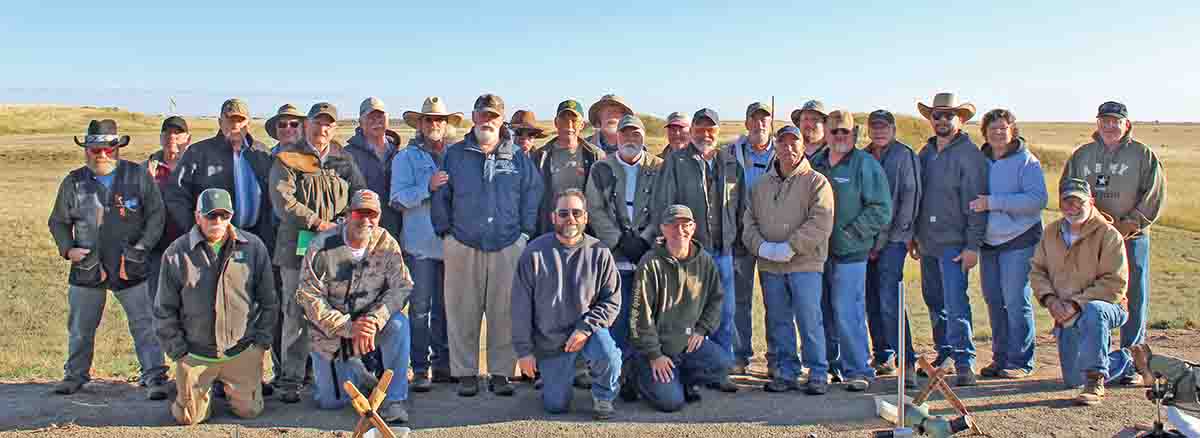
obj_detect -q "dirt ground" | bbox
[2,331,1196,438]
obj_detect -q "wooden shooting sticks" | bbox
[911,356,983,435]
[343,369,400,438]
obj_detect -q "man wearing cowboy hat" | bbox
[659,111,691,159]
[509,110,548,154]
[652,108,744,393]
[48,119,170,398]
[532,99,606,237]
[588,94,634,155]
[345,97,404,239]
[911,92,990,386]
[391,96,464,391]
[1060,101,1166,386]
[270,101,368,403]
[267,104,306,155]
[792,100,829,160]
[432,93,543,397]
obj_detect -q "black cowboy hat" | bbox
[73,119,131,148]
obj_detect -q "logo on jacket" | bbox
[832,177,851,184]
[1096,174,1110,190]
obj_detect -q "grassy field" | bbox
[0,106,1195,382]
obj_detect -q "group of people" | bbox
[46,91,1169,425]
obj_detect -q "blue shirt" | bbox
[232,138,262,229]
[743,143,775,190]
[94,173,114,190]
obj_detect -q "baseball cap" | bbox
[618,114,644,132]
[1060,178,1092,201]
[692,108,719,126]
[556,99,585,120]
[868,110,895,126]
[745,102,772,119]
[1097,101,1128,119]
[220,98,249,119]
[161,116,189,132]
[474,94,505,116]
[359,97,386,117]
[664,111,690,128]
[349,189,382,213]
[307,102,338,121]
[197,188,234,215]
[661,204,694,223]
[776,125,802,140]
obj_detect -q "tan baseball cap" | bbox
[221,98,249,119]
[745,102,772,119]
[307,102,338,121]
[473,94,505,116]
[359,97,386,117]
[349,189,382,213]
[827,110,855,131]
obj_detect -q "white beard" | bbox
[474,126,498,145]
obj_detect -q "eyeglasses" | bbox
[555,208,586,219]
[277,120,301,129]
[88,146,116,156]
[831,129,852,136]
[205,211,233,221]
[930,111,957,121]
[351,209,380,220]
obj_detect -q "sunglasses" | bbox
[88,146,117,156]
[350,209,380,220]
[276,120,301,129]
[930,111,957,121]
[205,211,232,221]
[555,208,586,219]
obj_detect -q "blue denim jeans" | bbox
[1054,301,1133,387]
[821,260,875,380]
[611,269,636,359]
[1121,235,1150,351]
[705,249,737,361]
[405,255,450,374]
[634,338,732,412]
[66,282,167,385]
[919,246,977,372]
[866,242,917,367]
[733,254,758,366]
[537,328,622,413]
[760,271,826,381]
[311,314,410,409]
[980,245,1037,372]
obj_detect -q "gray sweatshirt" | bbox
[915,132,990,255]
[867,140,922,250]
[511,233,621,359]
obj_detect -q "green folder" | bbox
[296,230,314,256]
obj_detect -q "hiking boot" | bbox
[593,397,615,420]
[917,356,952,377]
[1117,373,1144,386]
[872,359,896,376]
[1129,344,1155,384]
[1076,372,1106,406]
[432,368,458,384]
[707,374,739,393]
[261,380,275,397]
[829,371,845,384]
[997,368,1033,379]
[411,373,432,393]
[489,375,515,396]
[683,385,702,403]
[619,380,639,402]
[846,378,870,392]
[457,376,480,397]
[979,362,1001,378]
[954,369,978,387]
[805,379,829,395]
[279,387,302,404]
[54,378,85,395]
[146,378,171,401]
[379,401,409,423]
[904,364,918,389]
[730,361,749,376]
[763,376,800,393]
[766,364,778,380]
[573,368,592,389]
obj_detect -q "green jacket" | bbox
[629,240,724,360]
[653,144,745,252]
[812,148,893,261]
[48,160,165,290]
[268,141,366,268]
[155,225,277,360]
[1060,129,1166,237]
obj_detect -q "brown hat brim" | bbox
[588,100,633,127]
[403,111,465,129]
[789,108,828,126]
[74,135,131,148]
[510,124,548,138]
[917,103,977,122]
[265,113,305,140]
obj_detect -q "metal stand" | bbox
[1138,374,1188,437]
[872,281,914,437]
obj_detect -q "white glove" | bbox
[774,242,795,261]
[758,242,794,262]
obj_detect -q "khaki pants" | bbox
[443,235,524,377]
[171,346,266,425]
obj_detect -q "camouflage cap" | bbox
[556,99,585,120]
[692,108,719,126]
[664,111,690,128]
[1097,101,1128,119]
[1060,178,1092,201]
[618,114,644,132]
[307,102,338,121]
[661,204,695,223]
[349,189,382,214]
[789,99,827,125]
[197,188,234,215]
[359,97,386,117]
[221,98,249,119]
[473,93,505,116]
[745,102,772,119]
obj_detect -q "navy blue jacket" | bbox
[432,131,543,252]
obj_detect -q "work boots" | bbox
[1076,372,1106,406]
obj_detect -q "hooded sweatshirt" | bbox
[629,240,724,360]
[915,132,990,255]
[981,137,1047,249]
[1060,128,1166,237]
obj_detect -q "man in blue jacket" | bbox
[432,94,544,397]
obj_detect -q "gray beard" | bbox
[556,224,582,240]
[474,126,498,145]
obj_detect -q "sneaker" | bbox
[683,385,702,403]
[979,362,1001,378]
[411,374,432,393]
[707,374,739,393]
[279,387,302,404]
[619,380,639,402]
[730,361,749,376]
[766,364,778,380]
[763,376,800,393]
[829,372,845,384]
[573,368,592,389]
[954,369,978,387]
[54,378,85,395]
[432,368,458,384]
[846,378,870,392]
[457,376,480,397]
[1129,344,1155,384]
[489,375,515,396]
[872,360,897,376]
[593,397,615,420]
[1076,372,1106,406]
[146,379,171,400]
[997,368,1033,379]
[805,379,829,395]
[379,401,409,423]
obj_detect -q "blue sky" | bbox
[2,1,1197,122]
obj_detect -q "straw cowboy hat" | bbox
[403,97,464,129]
[265,104,306,140]
[508,110,548,138]
[918,92,977,122]
[74,119,130,148]
[587,94,633,127]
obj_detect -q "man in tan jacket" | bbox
[1031,178,1136,406]
[742,125,836,395]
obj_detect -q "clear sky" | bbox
[2,1,1197,122]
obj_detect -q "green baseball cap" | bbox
[197,188,234,215]
[1060,178,1092,201]
[618,114,644,132]
[307,102,338,121]
[661,204,694,223]
[556,99,585,120]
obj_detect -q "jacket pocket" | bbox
[121,246,150,282]
[69,254,106,288]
